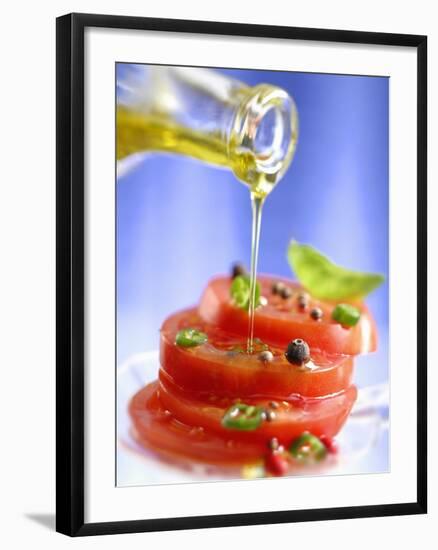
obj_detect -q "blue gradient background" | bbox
[117,67,389,403]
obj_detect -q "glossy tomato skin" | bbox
[160,308,354,399]
[129,381,268,464]
[198,276,377,356]
[158,369,357,444]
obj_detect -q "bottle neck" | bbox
[117,65,298,197]
[228,83,298,198]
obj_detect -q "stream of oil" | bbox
[246,195,264,354]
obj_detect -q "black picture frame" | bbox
[56,12,427,537]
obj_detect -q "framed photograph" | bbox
[56,13,427,536]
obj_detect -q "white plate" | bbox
[117,352,389,487]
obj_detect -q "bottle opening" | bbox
[231,85,298,195]
[253,104,292,172]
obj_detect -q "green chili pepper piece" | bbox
[175,328,208,348]
[331,303,361,327]
[289,432,327,462]
[222,403,265,431]
[230,275,261,310]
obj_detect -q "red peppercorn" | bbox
[297,293,309,310]
[319,435,339,454]
[265,451,289,476]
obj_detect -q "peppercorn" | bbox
[319,435,339,455]
[268,437,280,451]
[258,350,274,363]
[297,293,309,309]
[231,262,247,279]
[269,401,279,409]
[265,410,276,422]
[271,281,286,295]
[285,338,311,365]
[279,286,292,299]
[265,452,289,476]
[310,307,323,321]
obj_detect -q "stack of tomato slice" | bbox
[129,275,377,475]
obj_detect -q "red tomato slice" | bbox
[198,275,377,355]
[129,380,356,465]
[129,381,267,464]
[159,369,357,444]
[160,308,354,398]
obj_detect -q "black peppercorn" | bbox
[271,281,286,295]
[285,338,311,365]
[231,262,247,279]
[310,307,323,321]
[279,286,292,299]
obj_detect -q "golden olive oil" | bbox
[117,105,294,200]
[247,195,264,353]
[117,108,231,169]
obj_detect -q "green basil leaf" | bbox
[287,240,385,301]
[230,275,261,310]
